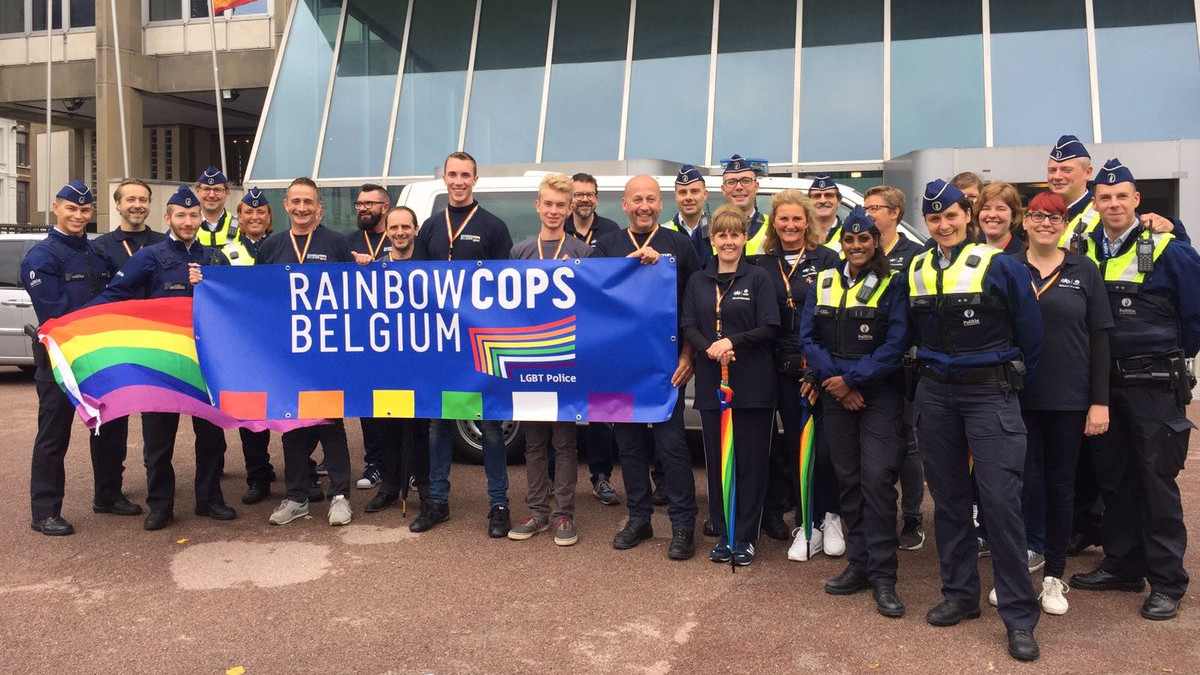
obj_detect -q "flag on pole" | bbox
[718,363,737,570]
[797,397,818,555]
[213,0,256,14]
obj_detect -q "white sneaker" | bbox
[1040,576,1069,615]
[269,499,309,526]
[988,587,998,607]
[328,495,352,526]
[823,513,846,557]
[788,526,824,562]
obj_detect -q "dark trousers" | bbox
[582,422,618,480]
[699,407,773,545]
[915,379,1038,631]
[239,429,275,485]
[898,396,925,523]
[283,420,352,502]
[766,373,838,522]
[1022,409,1085,579]
[1072,440,1105,542]
[825,384,904,584]
[30,380,128,520]
[1095,384,1190,599]
[378,418,430,496]
[359,417,388,469]
[142,413,227,513]
[614,395,696,529]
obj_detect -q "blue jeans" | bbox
[428,419,508,508]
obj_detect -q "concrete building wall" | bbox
[0,118,16,223]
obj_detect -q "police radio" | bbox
[855,272,879,304]
[1136,234,1155,274]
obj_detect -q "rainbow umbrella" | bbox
[796,396,818,556]
[718,363,737,571]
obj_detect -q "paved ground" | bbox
[0,367,1197,674]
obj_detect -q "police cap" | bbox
[56,179,94,205]
[168,185,201,209]
[922,179,965,215]
[1096,158,1135,187]
[1049,134,1090,162]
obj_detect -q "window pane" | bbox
[32,0,64,30]
[990,0,1090,146]
[625,0,711,162]
[541,0,629,162]
[148,0,182,21]
[191,0,210,18]
[70,0,94,27]
[388,0,474,176]
[890,0,983,157]
[713,0,795,162]
[0,1,21,36]
[249,0,341,180]
[1094,1,1200,142]
[318,0,408,178]
[799,0,882,161]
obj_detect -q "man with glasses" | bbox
[692,155,770,269]
[808,175,844,253]
[194,166,238,247]
[347,183,394,492]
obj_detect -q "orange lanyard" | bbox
[627,225,659,252]
[1033,268,1063,300]
[290,231,313,264]
[121,240,136,258]
[714,277,735,336]
[445,205,480,260]
[777,253,805,309]
[363,230,385,259]
[538,237,566,260]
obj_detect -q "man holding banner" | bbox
[410,152,515,538]
[596,175,701,561]
[257,177,358,527]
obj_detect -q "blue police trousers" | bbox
[915,378,1039,631]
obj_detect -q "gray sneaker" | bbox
[507,515,550,541]
[269,499,309,525]
[328,495,352,526]
[1027,550,1045,573]
[554,516,578,547]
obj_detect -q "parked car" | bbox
[398,173,925,463]
[0,232,46,373]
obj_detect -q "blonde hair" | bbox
[864,185,905,221]
[709,204,748,236]
[538,173,573,199]
[762,189,822,253]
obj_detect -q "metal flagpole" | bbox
[110,0,130,177]
[206,0,228,177]
[44,0,52,227]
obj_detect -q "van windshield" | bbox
[430,190,854,243]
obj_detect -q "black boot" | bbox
[1069,567,1145,592]
[242,481,271,505]
[1007,628,1039,662]
[872,583,905,618]
[93,495,143,516]
[1140,592,1181,621]
[613,521,653,550]
[409,501,448,533]
[925,599,981,626]
[667,528,695,561]
[824,564,871,595]
[365,491,399,513]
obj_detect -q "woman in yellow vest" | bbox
[800,206,910,617]
[222,188,273,267]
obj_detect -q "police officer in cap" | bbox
[801,206,910,615]
[808,175,844,253]
[663,165,711,263]
[94,186,234,530]
[1068,159,1200,621]
[194,165,238,247]
[695,155,770,268]
[21,180,142,535]
[908,179,1043,662]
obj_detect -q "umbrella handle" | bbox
[720,362,730,385]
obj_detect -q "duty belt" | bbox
[1112,351,1182,384]
[918,364,1007,385]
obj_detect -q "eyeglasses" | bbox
[863,204,894,213]
[353,200,388,210]
[572,192,597,200]
[1025,212,1064,225]
[809,191,839,201]
[196,185,227,194]
[722,177,756,188]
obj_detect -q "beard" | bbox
[358,212,382,230]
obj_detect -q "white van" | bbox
[396,173,925,463]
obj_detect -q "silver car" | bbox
[0,232,43,373]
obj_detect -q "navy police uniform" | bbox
[909,180,1042,634]
[194,166,238,248]
[801,208,910,596]
[884,232,927,531]
[751,239,840,537]
[95,186,233,526]
[692,157,772,269]
[809,175,845,253]
[681,258,779,556]
[1069,160,1200,617]
[21,182,132,534]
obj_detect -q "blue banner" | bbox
[193,258,679,423]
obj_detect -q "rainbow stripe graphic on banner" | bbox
[468,316,576,379]
[40,297,311,432]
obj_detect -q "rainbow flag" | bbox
[797,398,818,546]
[718,363,736,566]
[213,0,256,14]
[468,316,576,379]
[39,297,311,432]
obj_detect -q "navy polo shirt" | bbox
[565,213,621,247]
[1019,253,1112,411]
[414,202,512,261]
[257,225,355,265]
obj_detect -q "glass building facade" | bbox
[246,0,1200,184]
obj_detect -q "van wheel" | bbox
[452,420,524,464]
